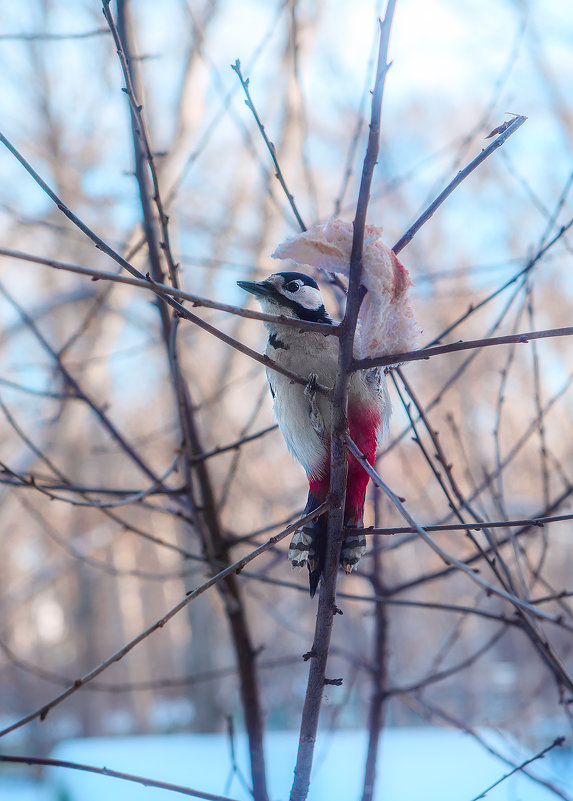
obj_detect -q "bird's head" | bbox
[237,272,332,323]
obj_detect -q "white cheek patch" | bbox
[285,285,322,309]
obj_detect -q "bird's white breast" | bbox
[265,327,382,478]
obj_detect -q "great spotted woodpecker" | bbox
[238,271,387,597]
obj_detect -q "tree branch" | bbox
[290,7,396,799]
[0,132,331,392]
[0,503,328,740]
[231,58,307,231]
[0,246,338,334]
[353,323,573,371]
[0,754,241,801]
[392,114,527,254]
[347,437,573,629]
[468,737,565,801]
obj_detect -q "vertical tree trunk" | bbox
[361,532,388,801]
[114,3,269,797]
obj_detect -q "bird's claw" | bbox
[289,517,322,571]
[340,524,367,573]
[288,527,317,569]
[304,373,319,398]
[290,525,367,574]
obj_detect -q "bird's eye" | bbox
[285,281,300,293]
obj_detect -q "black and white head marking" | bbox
[272,272,324,312]
[237,271,332,324]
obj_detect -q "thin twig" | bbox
[387,627,507,697]
[467,737,565,801]
[334,7,383,217]
[0,247,338,334]
[422,215,573,349]
[104,0,180,289]
[361,488,388,801]
[364,512,573,535]
[0,281,165,486]
[0,29,110,41]
[384,273,528,453]
[166,1,289,206]
[0,754,240,801]
[353,324,573,371]
[387,484,573,593]
[527,282,551,590]
[392,114,527,254]
[407,696,571,801]
[231,58,307,231]
[0,134,331,391]
[0,503,328,740]
[346,437,573,639]
[395,368,520,599]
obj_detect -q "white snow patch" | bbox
[38,727,572,801]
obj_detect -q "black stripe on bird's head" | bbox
[237,272,332,323]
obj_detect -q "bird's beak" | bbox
[237,279,274,297]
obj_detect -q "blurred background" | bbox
[0,0,572,798]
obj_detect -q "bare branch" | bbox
[291,7,396,799]
[0,754,240,801]
[0,133,331,390]
[408,697,571,801]
[0,29,110,41]
[231,58,307,231]
[0,281,166,486]
[388,484,573,594]
[353,323,573,372]
[346,437,573,638]
[468,737,566,801]
[0,503,328,740]
[392,114,527,254]
[423,214,573,349]
[0,247,338,334]
[364,512,573,536]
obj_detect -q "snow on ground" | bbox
[18,727,567,801]
[0,777,53,800]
